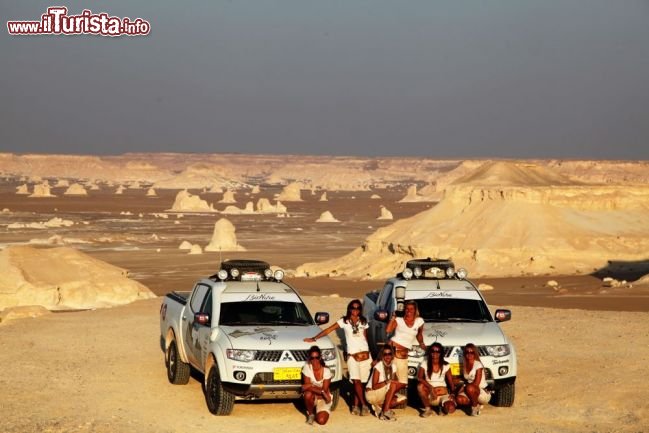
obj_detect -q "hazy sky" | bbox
[2,1,648,158]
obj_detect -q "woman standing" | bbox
[305,299,372,415]
[417,342,456,417]
[301,345,333,425]
[365,347,407,421]
[386,300,426,392]
[454,343,491,416]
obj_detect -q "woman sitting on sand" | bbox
[417,342,456,417]
[365,347,407,421]
[301,345,333,425]
[305,299,372,416]
[454,343,491,416]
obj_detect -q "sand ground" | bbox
[1,295,647,433]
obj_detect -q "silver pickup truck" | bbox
[362,258,517,407]
[159,260,342,415]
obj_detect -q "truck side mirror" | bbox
[194,312,211,326]
[494,309,511,322]
[315,312,329,325]
[374,309,390,323]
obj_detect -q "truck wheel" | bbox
[491,382,515,407]
[206,365,235,415]
[166,340,190,385]
[330,388,340,411]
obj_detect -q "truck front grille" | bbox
[251,372,302,385]
[254,350,310,362]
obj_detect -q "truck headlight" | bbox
[479,345,510,357]
[227,349,256,362]
[321,349,337,361]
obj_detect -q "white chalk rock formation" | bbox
[297,161,649,279]
[188,244,203,255]
[219,190,236,204]
[204,218,246,252]
[128,182,142,189]
[146,187,157,197]
[221,202,255,215]
[0,305,51,324]
[179,240,193,250]
[209,185,224,193]
[115,185,125,194]
[16,184,30,195]
[319,192,328,202]
[169,190,215,212]
[64,183,88,196]
[55,179,70,187]
[316,211,340,223]
[0,246,155,311]
[370,194,382,199]
[256,198,288,214]
[277,182,303,201]
[29,183,56,198]
[251,185,261,194]
[377,206,394,220]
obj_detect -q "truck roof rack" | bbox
[209,259,284,282]
[398,258,458,280]
[405,258,454,271]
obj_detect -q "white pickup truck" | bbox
[362,258,517,407]
[159,260,342,415]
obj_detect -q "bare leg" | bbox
[465,384,480,407]
[353,380,367,407]
[417,383,432,410]
[303,391,316,415]
[382,381,405,413]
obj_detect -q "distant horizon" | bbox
[1,149,647,162]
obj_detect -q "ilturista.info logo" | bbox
[7,6,151,36]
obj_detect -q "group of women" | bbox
[301,299,490,425]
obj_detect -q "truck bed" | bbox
[166,291,191,305]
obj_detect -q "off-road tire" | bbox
[491,382,515,407]
[205,365,235,415]
[330,388,340,411]
[166,340,190,385]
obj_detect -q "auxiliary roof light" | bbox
[456,268,468,279]
[217,269,228,281]
[445,266,455,278]
[264,268,273,279]
[230,268,240,278]
[402,268,413,280]
[413,267,423,278]
[273,269,285,281]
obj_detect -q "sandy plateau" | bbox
[1,153,649,432]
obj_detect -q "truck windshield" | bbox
[416,298,492,322]
[219,301,314,326]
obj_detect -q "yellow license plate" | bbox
[273,367,302,381]
[450,363,461,376]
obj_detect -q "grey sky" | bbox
[1,1,648,159]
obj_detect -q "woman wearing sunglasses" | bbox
[305,299,372,416]
[454,343,491,416]
[417,342,456,417]
[301,345,333,425]
[365,347,407,421]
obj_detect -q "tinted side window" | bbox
[378,283,394,309]
[201,291,213,316]
[190,284,210,313]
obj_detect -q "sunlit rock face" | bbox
[204,218,246,252]
[169,190,215,212]
[0,246,155,311]
[297,161,649,279]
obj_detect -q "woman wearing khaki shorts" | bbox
[386,300,426,394]
[417,342,456,417]
[305,299,372,416]
[454,343,491,416]
[365,347,406,421]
